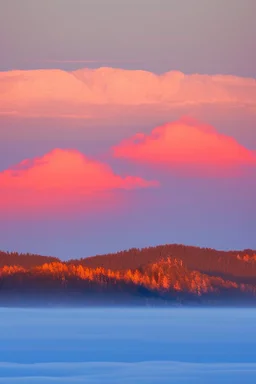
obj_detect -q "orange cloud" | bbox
[0,68,255,118]
[113,118,256,175]
[0,149,157,217]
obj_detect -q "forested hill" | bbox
[1,245,256,306]
[68,244,256,284]
[0,257,255,306]
[0,251,60,268]
[1,244,256,284]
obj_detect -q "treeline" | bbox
[1,244,256,287]
[0,251,59,268]
[0,257,255,306]
[69,244,256,284]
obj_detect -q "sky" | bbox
[0,0,256,259]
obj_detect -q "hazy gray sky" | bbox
[1,0,255,75]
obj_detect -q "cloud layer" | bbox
[1,361,256,384]
[113,118,256,175]
[0,67,255,118]
[0,149,156,216]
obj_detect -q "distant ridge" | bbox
[1,243,256,284]
[0,244,256,306]
[0,250,60,268]
[68,244,256,284]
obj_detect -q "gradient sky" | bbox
[0,0,255,259]
[1,0,256,76]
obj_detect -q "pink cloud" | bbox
[113,118,256,175]
[0,67,255,118]
[0,149,157,217]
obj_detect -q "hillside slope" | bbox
[0,251,60,268]
[68,244,256,284]
[0,257,255,306]
[1,244,256,285]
